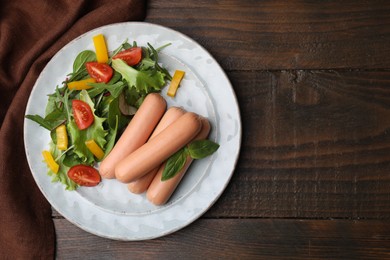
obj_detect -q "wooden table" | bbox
[54,1,390,258]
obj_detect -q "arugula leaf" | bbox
[137,43,172,81]
[161,148,189,181]
[45,86,63,115]
[45,106,66,122]
[87,71,123,98]
[44,86,73,122]
[108,39,133,64]
[147,43,172,81]
[25,104,67,131]
[137,48,155,71]
[63,88,73,123]
[88,81,126,99]
[25,114,59,131]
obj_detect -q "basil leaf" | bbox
[188,140,220,159]
[161,148,188,181]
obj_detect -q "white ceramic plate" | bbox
[24,22,241,240]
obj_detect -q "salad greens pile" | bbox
[26,40,171,190]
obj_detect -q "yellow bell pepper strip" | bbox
[85,139,105,160]
[56,124,68,150]
[167,70,185,97]
[42,150,59,174]
[93,34,109,63]
[67,78,96,90]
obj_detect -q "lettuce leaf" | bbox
[67,90,107,164]
[112,59,166,94]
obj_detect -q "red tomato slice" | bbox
[86,62,113,83]
[112,47,142,66]
[72,100,94,130]
[68,165,101,187]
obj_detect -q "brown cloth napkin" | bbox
[0,0,146,258]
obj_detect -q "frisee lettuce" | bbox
[112,59,166,94]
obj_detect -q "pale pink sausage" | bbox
[115,112,202,183]
[99,93,166,179]
[146,117,211,205]
[127,107,186,194]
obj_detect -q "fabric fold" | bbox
[0,1,146,259]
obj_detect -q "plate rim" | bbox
[23,21,242,240]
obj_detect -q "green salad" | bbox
[26,34,172,190]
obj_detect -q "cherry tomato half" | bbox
[72,99,94,130]
[68,165,101,187]
[112,47,142,66]
[85,62,113,83]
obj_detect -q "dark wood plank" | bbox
[146,0,390,70]
[235,70,390,168]
[208,70,390,219]
[55,218,390,259]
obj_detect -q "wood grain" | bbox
[208,70,390,219]
[55,218,390,259]
[233,70,390,169]
[146,1,390,70]
[52,1,390,258]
